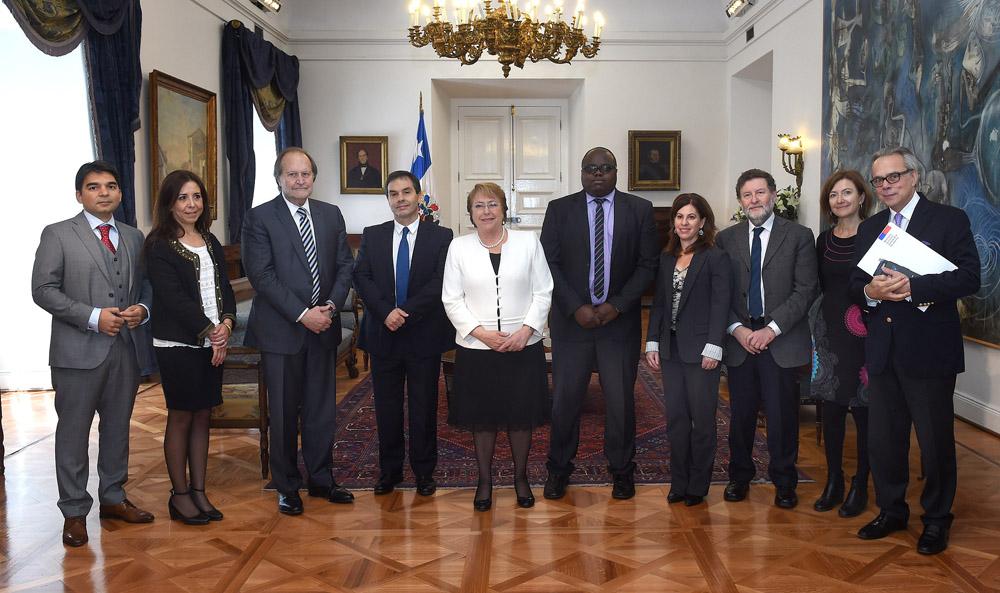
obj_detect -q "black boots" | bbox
[838,475,868,517]
[813,474,845,512]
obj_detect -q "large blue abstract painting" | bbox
[822,0,1000,347]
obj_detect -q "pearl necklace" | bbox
[477,226,507,249]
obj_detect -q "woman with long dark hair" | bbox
[645,193,731,506]
[810,170,873,517]
[144,170,235,524]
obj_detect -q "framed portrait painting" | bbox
[149,70,218,218]
[628,130,681,191]
[340,136,388,194]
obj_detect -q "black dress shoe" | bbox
[917,524,949,555]
[277,492,304,515]
[415,476,437,497]
[813,476,845,512]
[373,475,402,496]
[774,487,798,509]
[723,481,749,502]
[516,493,535,508]
[667,491,685,504]
[327,481,355,504]
[611,474,635,500]
[473,497,492,512]
[838,477,868,518]
[857,512,908,540]
[684,495,704,507]
[543,472,569,500]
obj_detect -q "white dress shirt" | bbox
[441,229,553,350]
[727,213,782,336]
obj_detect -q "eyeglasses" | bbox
[582,164,617,174]
[472,201,502,210]
[869,169,912,188]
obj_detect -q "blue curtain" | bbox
[83,0,142,226]
[222,20,302,244]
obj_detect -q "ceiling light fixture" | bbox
[725,0,752,18]
[251,0,281,13]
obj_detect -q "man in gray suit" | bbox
[715,168,818,509]
[242,147,355,515]
[32,161,155,547]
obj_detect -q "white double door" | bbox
[454,103,568,231]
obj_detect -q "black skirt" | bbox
[154,346,224,411]
[448,341,550,431]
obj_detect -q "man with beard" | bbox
[715,168,818,509]
[540,147,659,501]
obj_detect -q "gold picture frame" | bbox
[149,70,218,219]
[340,136,389,194]
[628,130,681,191]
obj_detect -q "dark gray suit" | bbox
[715,216,817,488]
[646,247,731,497]
[242,195,354,493]
[31,211,151,518]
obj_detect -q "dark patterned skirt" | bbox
[448,341,550,431]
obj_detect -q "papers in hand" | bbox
[857,222,957,311]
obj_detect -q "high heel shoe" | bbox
[169,490,210,525]
[473,482,492,512]
[190,488,224,521]
[515,479,535,508]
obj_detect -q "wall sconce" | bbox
[777,133,804,198]
[250,0,281,12]
[725,0,753,18]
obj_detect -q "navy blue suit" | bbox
[353,220,453,479]
[849,195,980,527]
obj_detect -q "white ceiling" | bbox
[280,0,732,38]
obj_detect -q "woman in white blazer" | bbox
[442,182,553,511]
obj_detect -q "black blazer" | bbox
[145,234,237,345]
[353,219,454,357]
[646,247,732,364]
[849,195,981,378]
[540,189,659,342]
[242,196,354,354]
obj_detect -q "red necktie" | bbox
[99,224,116,254]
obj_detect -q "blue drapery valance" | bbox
[222,20,302,244]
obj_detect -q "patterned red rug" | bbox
[323,360,800,489]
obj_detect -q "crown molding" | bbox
[186,0,290,45]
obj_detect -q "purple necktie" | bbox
[893,212,903,227]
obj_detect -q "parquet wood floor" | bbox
[3,360,1000,593]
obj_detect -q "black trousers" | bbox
[370,353,441,479]
[662,334,720,497]
[261,333,337,494]
[726,349,799,488]
[547,337,641,476]
[868,358,957,528]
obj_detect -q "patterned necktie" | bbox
[296,207,321,306]
[396,227,410,307]
[749,226,764,319]
[593,198,607,300]
[893,211,904,228]
[98,224,116,254]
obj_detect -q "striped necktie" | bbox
[593,198,607,300]
[296,207,321,306]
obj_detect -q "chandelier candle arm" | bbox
[406,0,604,77]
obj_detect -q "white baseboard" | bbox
[954,390,1000,435]
[0,369,52,392]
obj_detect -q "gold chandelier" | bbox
[407,0,605,78]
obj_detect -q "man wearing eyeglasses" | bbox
[242,147,356,515]
[849,146,980,554]
[540,147,659,500]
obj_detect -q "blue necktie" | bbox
[893,211,903,228]
[396,227,410,306]
[749,226,764,319]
